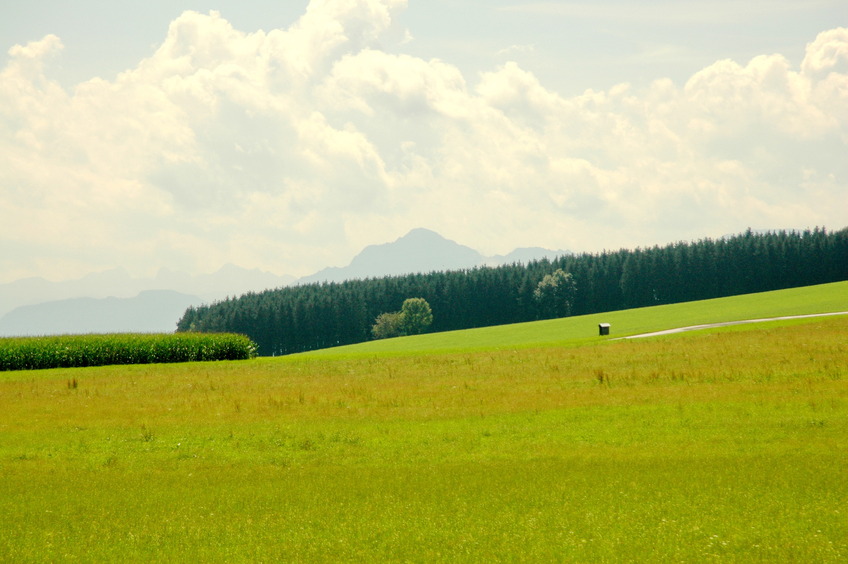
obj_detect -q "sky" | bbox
[2,0,846,283]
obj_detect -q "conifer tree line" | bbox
[176,228,848,356]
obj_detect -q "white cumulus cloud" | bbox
[0,1,845,282]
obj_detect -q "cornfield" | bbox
[0,333,257,371]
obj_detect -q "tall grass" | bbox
[0,332,257,371]
[0,315,846,561]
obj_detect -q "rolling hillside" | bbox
[2,281,846,561]
[300,280,848,357]
[180,228,848,356]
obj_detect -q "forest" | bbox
[176,228,848,356]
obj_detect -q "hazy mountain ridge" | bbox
[0,290,204,336]
[299,228,569,284]
[485,247,570,267]
[0,265,295,319]
[0,229,568,336]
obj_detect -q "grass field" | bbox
[1,282,846,561]
[304,281,848,357]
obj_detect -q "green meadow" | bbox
[1,282,847,561]
[307,281,848,356]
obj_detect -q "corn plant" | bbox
[0,333,257,371]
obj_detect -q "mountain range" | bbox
[299,228,566,284]
[0,229,568,336]
[0,290,205,336]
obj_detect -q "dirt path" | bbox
[622,311,848,340]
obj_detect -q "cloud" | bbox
[7,33,63,62]
[0,1,846,282]
[802,27,848,76]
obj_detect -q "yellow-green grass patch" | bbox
[1,312,846,561]
[301,280,848,357]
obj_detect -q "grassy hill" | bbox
[1,282,846,561]
[303,280,848,357]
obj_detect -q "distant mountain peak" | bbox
[298,228,569,284]
[399,227,447,240]
[365,228,458,251]
[0,229,569,334]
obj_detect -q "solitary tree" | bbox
[534,269,577,319]
[400,297,433,335]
